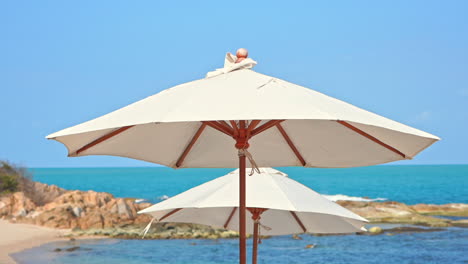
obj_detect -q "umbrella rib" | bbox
[337,121,407,158]
[74,126,134,155]
[202,121,234,137]
[246,120,261,138]
[176,123,207,168]
[224,207,237,228]
[276,123,306,166]
[160,208,183,221]
[247,120,261,132]
[290,211,307,233]
[215,121,234,135]
[250,120,285,137]
[230,121,239,137]
[219,120,232,130]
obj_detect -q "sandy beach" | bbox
[0,220,70,264]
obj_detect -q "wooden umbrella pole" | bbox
[236,120,249,264]
[252,221,259,264]
[248,208,267,264]
[239,151,247,264]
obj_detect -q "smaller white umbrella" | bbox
[138,168,368,264]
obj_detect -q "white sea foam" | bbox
[134,199,148,204]
[157,195,170,201]
[322,194,387,202]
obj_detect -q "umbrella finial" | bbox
[236,48,248,63]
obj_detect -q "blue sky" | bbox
[1,1,467,167]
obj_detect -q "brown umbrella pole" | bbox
[252,220,259,264]
[236,120,248,264]
[248,208,268,264]
[239,150,247,264]
[203,119,281,264]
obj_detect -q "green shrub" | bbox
[0,173,19,193]
[0,161,33,195]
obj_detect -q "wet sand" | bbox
[0,220,70,264]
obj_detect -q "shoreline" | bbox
[0,220,70,264]
[0,220,108,264]
[1,181,467,263]
[4,220,468,264]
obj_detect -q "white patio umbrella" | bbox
[47,50,439,264]
[138,167,368,264]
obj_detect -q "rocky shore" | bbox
[1,182,467,239]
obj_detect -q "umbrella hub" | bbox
[248,208,268,221]
[234,128,250,150]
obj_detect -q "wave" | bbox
[322,194,387,202]
[157,195,170,201]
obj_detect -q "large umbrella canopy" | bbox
[138,167,368,235]
[46,51,438,264]
[47,57,439,168]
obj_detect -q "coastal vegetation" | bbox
[0,161,33,195]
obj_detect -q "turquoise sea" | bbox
[13,165,468,264]
[30,165,468,204]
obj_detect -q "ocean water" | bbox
[30,165,468,204]
[15,165,468,264]
[13,227,468,264]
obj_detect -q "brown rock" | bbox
[136,202,152,211]
[384,227,445,233]
[451,219,468,227]
[10,192,36,217]
[410,203,468,217]
[114,198,134,219]
[0,196,12,217]
[337,200,452,226]
[292,234,302,240]
[78,211,104,229]
[29,182,66,205]
[368,226,383,234]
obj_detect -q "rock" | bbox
[29,182,66,206]
[53,248,62,252]
[0,197,12,217]
[337,200,452,227]
[219,230,238,238]
[34,207,74,229]
[10,192,36,217]
[207,234,219,239]
[410,203,468,217]
[136,202,152,211]
[1,185,148,230]
[65,246,80,252]
[292,234,302,240]
[78,211,104,229]
[383,227,445,233]
[305,244,316,249]
[26,210,42,218]
[451,219,468,227]
[72,207,82,217]
[114,198,134,219]
[15,208,27,217]
[368,226,383,234]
